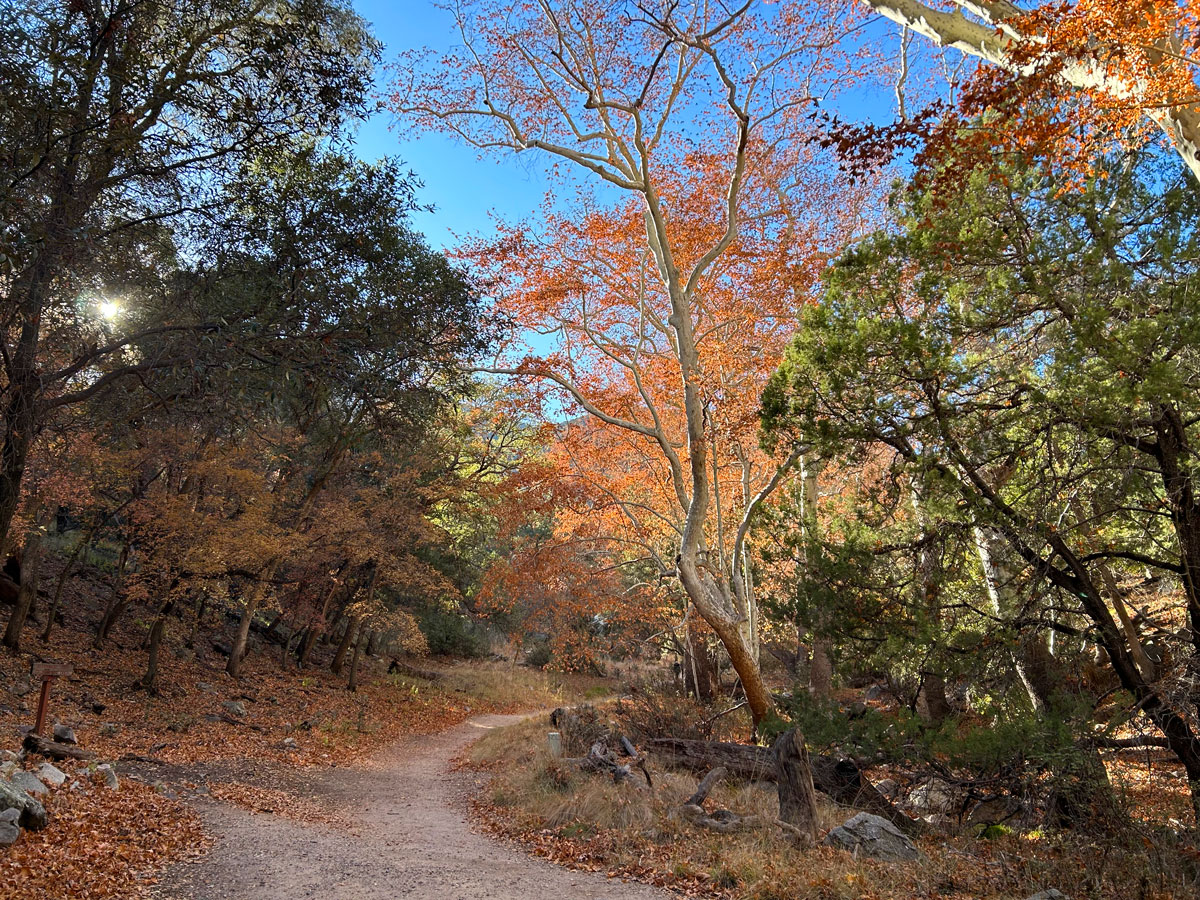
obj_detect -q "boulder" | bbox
[0,762,15,780]
[1026,892,1068,900]
[907,777,960,815]
[0,807,19,846]
[0,779,48,830]
[36,763,66,787]
[874,777,899,799]
[52,724,77,745]
[222,700,247,718]
[95,763,119,790]
[0,749,20,764]
[9,770,47,796]
[823,812,921,862]
[967,795,1026,826]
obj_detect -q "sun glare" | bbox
[97,299,121,321]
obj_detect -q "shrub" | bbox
[418,606,489,658]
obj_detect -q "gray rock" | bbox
[0,818,18,846]
[864,684,886,701]
[967,795,1026,826]
[0,807,19,825]
[0,750,20,764]
[9,769,47,796]
[0,761,16,780]
[874,778,899,799]
[52,724,77,744]
[907,777,959,815]
[196,682,214,693]
[11,680,32,698]
[222,700,247,718]
[95,763,119,790]
[282,737,298,750]
[823,812,920,862]
[0,778,48,829]
[1026,892,1068,900]
[99,722,120,736]
[36,763,66,787]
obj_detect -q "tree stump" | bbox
[773,728,818,844]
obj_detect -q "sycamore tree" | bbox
[855,1,1200,181]
[395,0,870,725]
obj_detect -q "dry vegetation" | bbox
[464,706,1200,900]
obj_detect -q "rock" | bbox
[95,764,119,790]
[967,795,1026,826]
[823,812,921,862]
[11,680,32,698]
[10,770,47,796]
[907,777,960,815]
[874,777,899,799]
[196,682,214,693]
[37,763,66,787]
[222,700,247,718]
[1026,892,1069,900]
[0,762,14,779]
[0,808,18,846]
[52,724,77,744]
[0,778,48,829]
[0,750,20,764]
[846,700,869,719]
[92,702,106,714]
[99,722,119,736]
[864,684,886,701]
[282,737,298,750]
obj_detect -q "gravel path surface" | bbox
[152,713,667,899]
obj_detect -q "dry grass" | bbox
[466,715,1200,900]
[429,659,610,711]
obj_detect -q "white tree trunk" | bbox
[858,0,1200,183]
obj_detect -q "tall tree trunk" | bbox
[41,525,99,642]
[684,616,716,702]
[140,605,171,695]
[95,540,130,646]
[347,626,365,691]
[331,617,358,676]
[797,456,832,699]
[974,526,1060,709]
[3,517,46,651]
[911,484,952,722]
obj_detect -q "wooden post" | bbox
[30,662,73,735]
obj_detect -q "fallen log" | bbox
[675,766,761,834]
[646,736,923,836]
[23,732,96,762]
[387,659,442,681]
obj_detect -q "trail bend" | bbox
[153,712,666,900]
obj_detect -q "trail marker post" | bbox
[30,662,73,736]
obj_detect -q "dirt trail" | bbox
[152,713,666,900]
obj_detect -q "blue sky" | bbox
[351,0,552,250]
[350,2,907,251]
